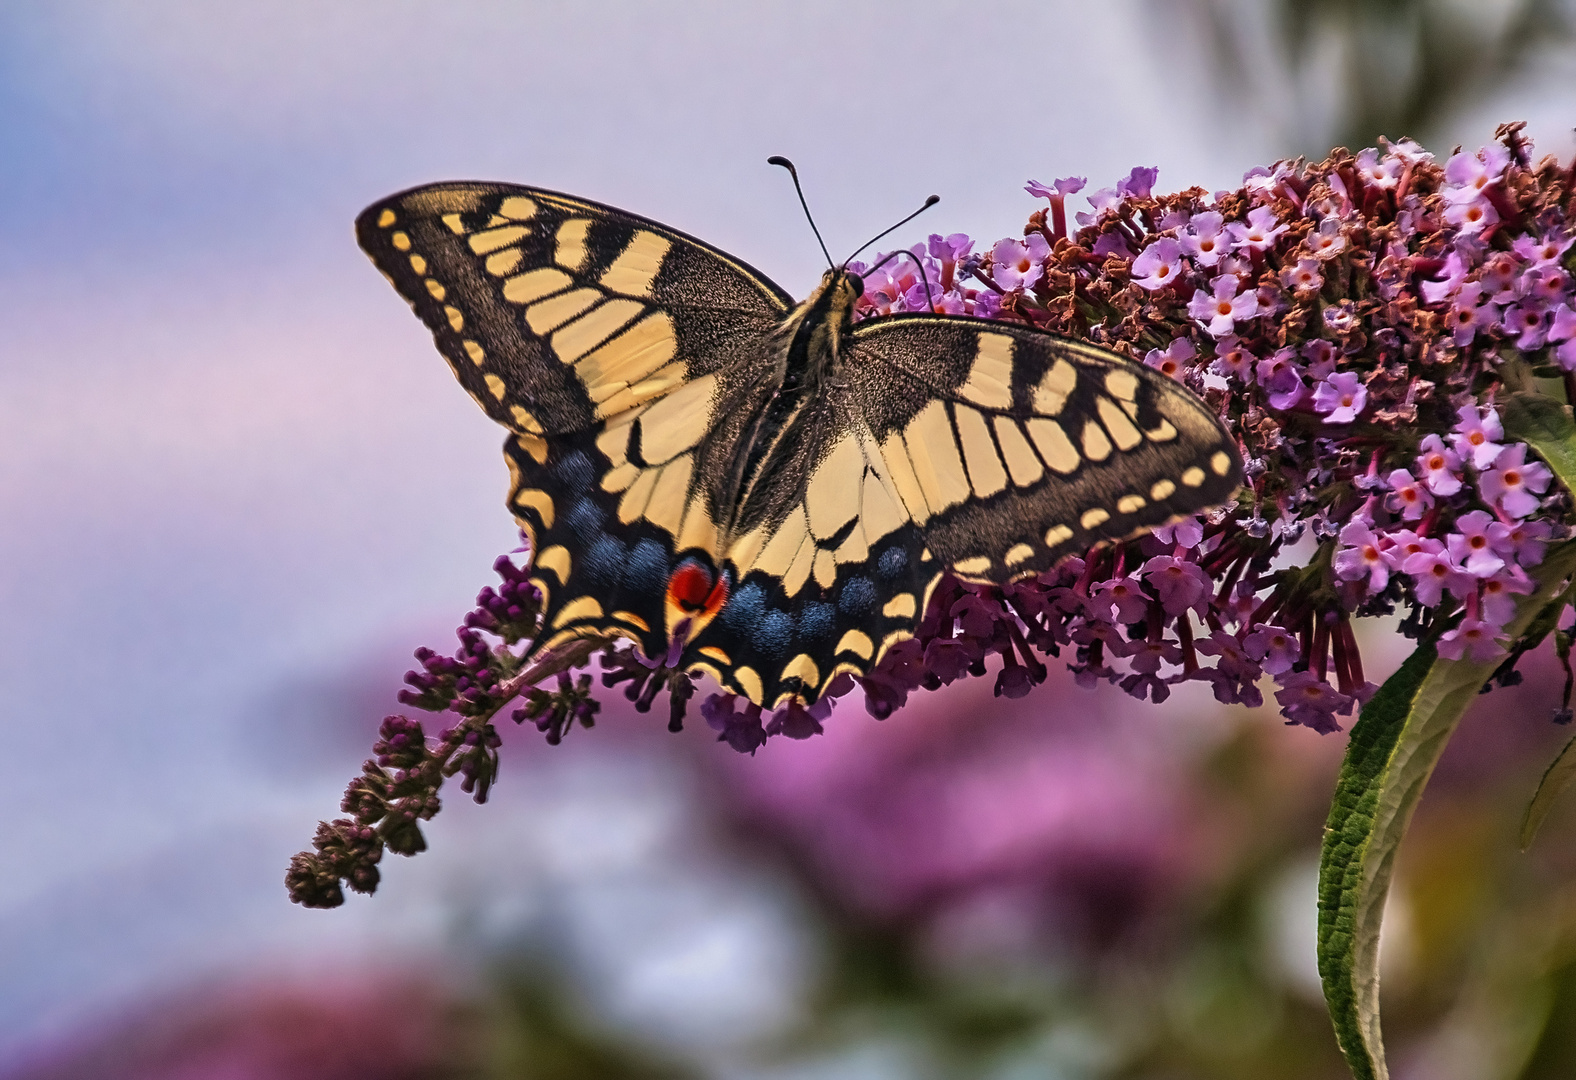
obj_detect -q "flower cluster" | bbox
[292,125,1576,904]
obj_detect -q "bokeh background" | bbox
[6,2,1576,1077]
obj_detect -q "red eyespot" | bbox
[667,559,729,616]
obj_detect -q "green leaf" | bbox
[1503,391,1576,495]
[1317,541,1576,1080]
[1521,732,1576,850]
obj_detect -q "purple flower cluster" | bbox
[806,126,1572,736]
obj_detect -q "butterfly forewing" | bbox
[355,182,792,441]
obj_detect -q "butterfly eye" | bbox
[845,273,865,298]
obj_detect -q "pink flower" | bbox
[1117,166,1159,200]
[1501,304,1550,350]
[1385,468,1433,520]
[1245,624,1300,674]
[1139,555,1210,615]
[1443,193,1500,234]
[1415,434,1463,496]
[1403,547,1474,607]
[1451,404,1504,470]
[1143,336,1196,380]
[1274,671,1351,733]
[1446,509,1511,578]
[1280,257,1323,294]
[1256,347,1306,410]
[1151,516,1204,549]
[992,235,1049,291]
[1443,281,1493,346]
[1481,566,1534,626]
[1511,229,1574,266]
[1132,237,1186,290]
[1089,575,1150,623]
[1208,336,1256,381]
[1180,211,1230,266]
[1308,217,1347,260]
[1355,147,1403,189]
[1437,618,1506,663]
[1420,250,1471,305]
[1187,273,1260,337]
[1381,530,1443,570]
[1443,144,1509,196]
[1479,443,1553,519]
[1312,371,1367,423]
[1505,518,1552,566]
[1333,520,1391,591]
[1227,206,1287,251]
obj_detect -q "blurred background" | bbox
[5,2,1576,1077]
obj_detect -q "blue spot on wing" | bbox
[798,602,835,643]
[564,498,606,546]
[721,582,766,635]
[838,577,876,618]
[555,450,596,495]
[582,536,625,590]
[877,546,908,581]
[753,610,793,658]
[624,539,669,594]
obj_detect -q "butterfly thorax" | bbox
[724,269,862,535]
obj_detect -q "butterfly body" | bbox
[359,182,1242,709]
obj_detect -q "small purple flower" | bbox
[1451,404,1505,470]
[1208,335,1256,381]
[1384,468,1433,520]
[1512,229,1575,266]
[1481,566,1534,626]
[1244,624,1300,675]
[1436,618,1505,663]
[1117,166,1159,200]
[1442,281,1494,346]
[1180,211,1229,266]
[1151,516,1204,549]
[1445,509,1510,578]
[1227,205,1287,251]
[1323,301,1360,334]
[1444,143,1509,194]
[1275,671,1350,733]
[1415,434,1463,496]
[1188,273,1260,337]
[1132,237,1186,291]
[1380,530,1443,570]
[1333,520,1391,591]
[1355,147,1403,189]
[1403,547,1474,607]
[1089,575,1151,623]
[1443,192,1500,234]
[1307,217,1347,260]
[1143,336,1196,380]
[1280,257,1324,294]
[1139,554,1211,615]
[991,235,1050,291]
[1092,231,1133,258]
[1026,176,1087,200]
[1257,347,1306,410]
[1480,443,1553,519]
[1312,371,1367,423]
[1505,518,1552,566]
[1501,304,1549,350]
[1420,250,1471,305]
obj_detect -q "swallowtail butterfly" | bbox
[358,180,1242,710]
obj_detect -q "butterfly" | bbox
[357,180,1243,711]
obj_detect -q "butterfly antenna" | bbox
[860,248,940,314]
[844,194,941,266]
[768,156,835,270]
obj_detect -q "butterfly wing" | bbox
[692,314,1242,709]
[844,315,1244,579]
[359,183,795,663]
